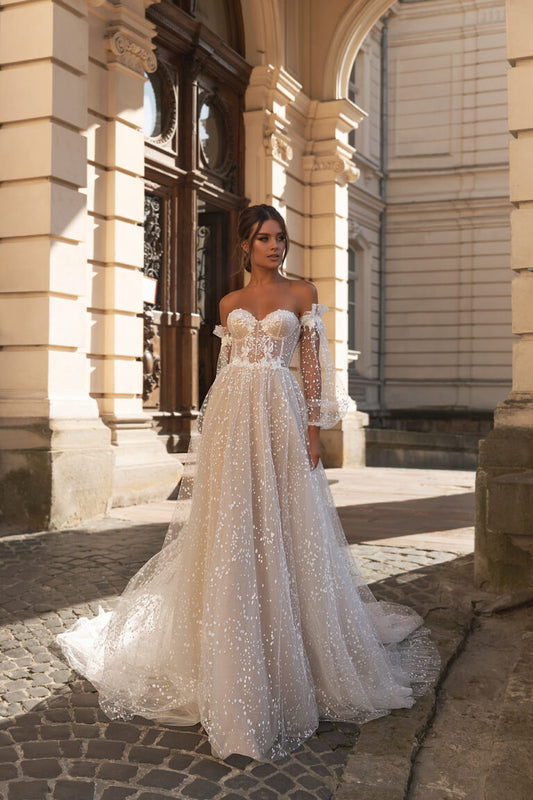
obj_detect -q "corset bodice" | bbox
[226,308,301,369]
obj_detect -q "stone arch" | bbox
[323,0,396,99]
[240,0,282,69]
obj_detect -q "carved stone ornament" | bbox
[264,130,293,166]
[142,309,160,402]
[105,29,157,76]
[313,155,360,185]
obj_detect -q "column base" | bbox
[320,409,369,468]
[105,418,183,508]
[0,418,114,534]
[476,410,533,592]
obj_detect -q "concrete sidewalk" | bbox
[0,467,531,800]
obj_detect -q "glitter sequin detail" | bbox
[58,305,440,762]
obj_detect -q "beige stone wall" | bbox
[386,0,510,412]
[348,0,511,415]
[0,0,178,530]
[475,0,533,591]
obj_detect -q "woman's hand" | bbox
[307,426,322,470]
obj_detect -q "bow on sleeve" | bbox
[299,304,354,429]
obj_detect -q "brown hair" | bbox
[238,204,289,273]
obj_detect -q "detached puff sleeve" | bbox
[299,304,354,430]
[213,325,231,374]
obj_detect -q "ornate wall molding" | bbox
[304,154,360,185]
[264,129,293,166]
[105,27,157,75]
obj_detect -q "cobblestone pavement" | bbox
[0,468,474,800]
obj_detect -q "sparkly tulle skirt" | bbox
[58,362,440,761]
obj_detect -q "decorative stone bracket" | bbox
[302,153,360,186]
[105,26,157,75]
[264,126,293,166]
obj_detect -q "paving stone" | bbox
[20,758,62,778]
[182,778,222,799]
[139,768,187,789]
[86,739,125,760]
[251,763,277,778]
[73,708,97,724]
[0,763,18,780]
[167,753,195,771]
[249,788,278,800]
[282,763,307,777]
[224,753,253,769]
[70,723,100,738]
[0,747,18,763]
[137,793,174,800]
[59,740,83,758]
[288,791,317,800]
[141,728,159,745]
[190,759,232,781]
[70,693,99,708]
[220,795,246,800]
[265,772,296,793]
[158,730,202,750]
[0,731,14,746]
[223,774,258,791]
[100,788,137,800]
[52,779,95,800]
[298,773,328,790]
[21,741,61,759]
[41,724,72,740]
[105,722,142,743]
[67,760,97,777]
[8,779,51,799]
[97,762,138,781]
[128,745,169,764]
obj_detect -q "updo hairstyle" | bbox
[238,204,289,273]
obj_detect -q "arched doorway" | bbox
[141,0,250,451]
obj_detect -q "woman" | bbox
[58,204,439,762]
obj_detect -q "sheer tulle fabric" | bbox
[58,305,439,762]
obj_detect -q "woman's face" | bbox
[246,219,286,270]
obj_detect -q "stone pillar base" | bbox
[106,419,183,508]
[476,412,533,591]
[0,418,114,534]
[320,409,369,468]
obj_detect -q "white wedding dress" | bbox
[58,304,439,762]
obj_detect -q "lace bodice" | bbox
[219,308,301,370]
[213,304,353,429]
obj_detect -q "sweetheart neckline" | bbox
[227,308,300,324]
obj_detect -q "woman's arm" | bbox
[296,282,322,469]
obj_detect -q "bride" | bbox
[58,204,439,762]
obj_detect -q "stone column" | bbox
[475,0,533,591]
[303,100,369,467]
[0,0,114,531]
[86,0,180,506]
[243,65,300,206]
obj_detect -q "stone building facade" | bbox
[347,0,511,468]
[1,0,532,595]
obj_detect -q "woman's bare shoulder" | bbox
[219,289,245,324]
[288,279,318,312]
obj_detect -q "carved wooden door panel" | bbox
[142,0,250,451]
[197,210,230,404]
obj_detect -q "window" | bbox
[348,60,358,149]
[348,246,358,352]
